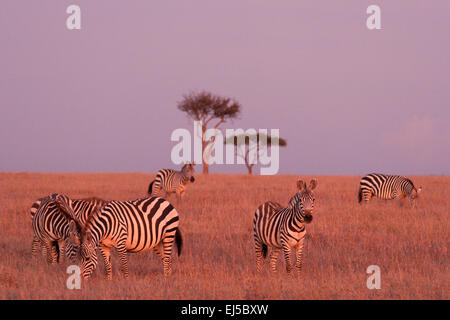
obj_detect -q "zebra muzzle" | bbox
[190,176,195,183]
[304,214,313,223]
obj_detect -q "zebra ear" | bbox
[297,180,305,191]
[85,230,93,243]
[309,179,318,190]
[55,196,67,213]
[69,220,77,233]
[55,195,65,207]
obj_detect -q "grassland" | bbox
[0,172,448,299]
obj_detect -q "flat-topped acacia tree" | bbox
[225,133,287,174]
[177,91,241,174]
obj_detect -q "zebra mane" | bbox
[77,196,107,203]
[53,199,83,233]
[405,178,415,189]
[287,193,301,209]
[76,197,109,208]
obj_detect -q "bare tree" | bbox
[177,91,241,174]
[225,132,287,174]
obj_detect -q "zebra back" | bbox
[72,197,108,224]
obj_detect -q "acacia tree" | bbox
[225,133,287,174]
[177,91,241,174]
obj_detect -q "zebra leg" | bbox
[58,240,66,263]
[270,248,280,273]
[41,243,47,258]
[254,239,264,272]
[116,244,129,279]
[31,237,41,259]
[161,237,175,277]
[281,242,293,273]
[44,241,58,264]
[362,191,372,204]
[152,245,163,261]
[294,237,305,274]
[100,246,113,280]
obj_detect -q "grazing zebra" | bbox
[31,196,107,262]
[358,173,422,206]
[148,163,195,200]
[79,196,183,280]
[31,194,82,264]
[253,179,318,274]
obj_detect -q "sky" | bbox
[0,1,449,175]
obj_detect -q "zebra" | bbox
[148,162,195,201]
[31,194,82,264]
[358,173,422,206]
[253,179,318,274]
[31,196,107,262]
[79,196,183,280]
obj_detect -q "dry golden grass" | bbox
[0,172,448,299]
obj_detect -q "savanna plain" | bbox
[0,172,448,299]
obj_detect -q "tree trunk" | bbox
[244,151,253,175]
[201,134,210,174]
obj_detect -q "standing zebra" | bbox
[358,173,422,206]
[253,179,318,274]
[79,196,183,280]
[31,194,82,264]
[148,163,195,200]
[31,196,107,262]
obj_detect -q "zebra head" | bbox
[411,186,422,199]
[409,186,422,206]
[54,195,83,263]
[182,162,196,183]
[80,229,98,279]
[65,220,81,263]
[288,179,318,223]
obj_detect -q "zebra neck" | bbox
[180,173,189,184]
[290,208,305,231]
[84,216,105,244]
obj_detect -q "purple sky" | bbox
[1,1,449,175]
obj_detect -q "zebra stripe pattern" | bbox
[31,196,108,262]
[31,194,82,264]
[79,196,182,280]
[253,179,317,273]
[358,173,422,205]
[148,163,195,200]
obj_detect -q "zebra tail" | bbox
[358,186,362,203]
[148,180,154,195]
[262,244,268,259]
[54,241,60,263]
[175,228,183,256]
